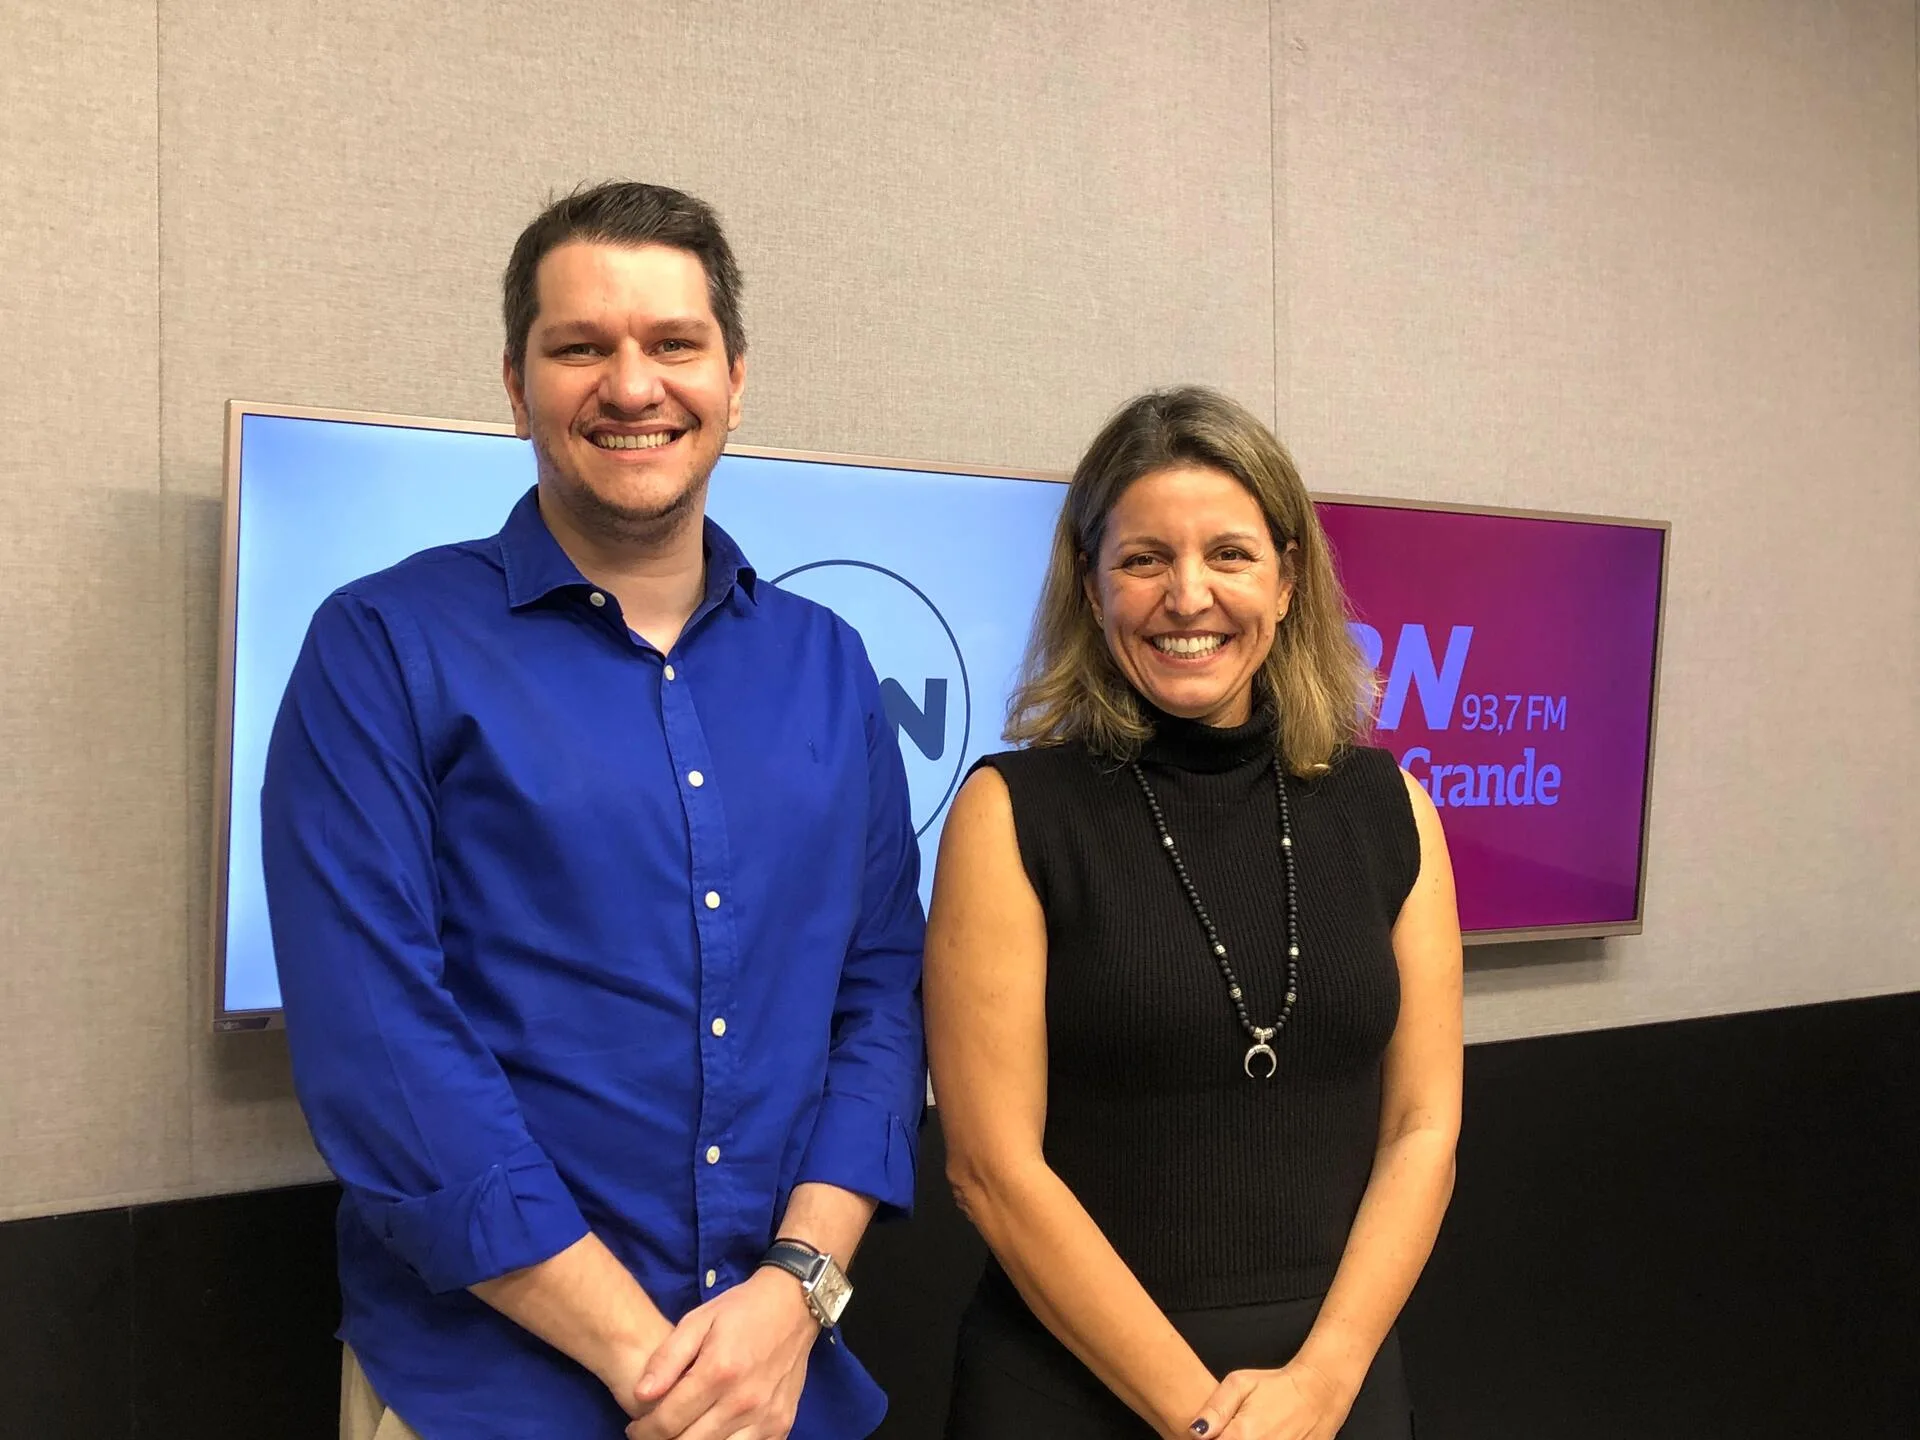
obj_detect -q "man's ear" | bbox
[502,351,531,440]
[726,353,747,432]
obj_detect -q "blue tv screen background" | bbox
[220,412,1065,1016]
[218,409,1665,1018]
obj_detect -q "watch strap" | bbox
[758,1240,847,1336]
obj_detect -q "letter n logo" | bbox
[881,678,948,761]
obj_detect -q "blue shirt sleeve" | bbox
[261,591,589,1292]
[792,643,929,1218]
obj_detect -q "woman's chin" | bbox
[1138,680,1249,725]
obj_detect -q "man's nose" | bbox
[601,344,667,413]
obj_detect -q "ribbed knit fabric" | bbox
[975,704,1419,1310]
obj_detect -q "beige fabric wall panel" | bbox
[0,2,189,1218]
[1276,0,1920,1040]
[156,1,1275,1200]
[10,0,1912,1221]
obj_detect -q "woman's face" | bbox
[1084,465,1292,728]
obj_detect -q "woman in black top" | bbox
[925,388,1462,1440]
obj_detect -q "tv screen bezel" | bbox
[211,400,1669,1029]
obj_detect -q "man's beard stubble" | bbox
[535,430,716,550]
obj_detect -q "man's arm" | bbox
[626,1181,877,1436]
[767,1180,879,1270]
[263,591,667,1409]
[473,1234,672,1410]
[787,648,929,1215]
[624,642,926,1437]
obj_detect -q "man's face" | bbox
[504,240,745,539]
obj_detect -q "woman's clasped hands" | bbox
[1188,1359,1354,1440]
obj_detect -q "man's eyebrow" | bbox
[535,314,717,340]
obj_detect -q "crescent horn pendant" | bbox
[1243,1042,1278,1080]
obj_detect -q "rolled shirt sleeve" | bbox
[794,648,929,1217]
[262,591,588,1292]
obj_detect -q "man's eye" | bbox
[556,343,598,357]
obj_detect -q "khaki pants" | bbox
[340,1346,424,1440]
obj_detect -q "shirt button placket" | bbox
[667,656,729,1325]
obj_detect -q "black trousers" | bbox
[944,1273,1414,1439]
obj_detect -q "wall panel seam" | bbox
[123,1205,135,1440]
[1270,0,1287,431]
[154,0,199,1196]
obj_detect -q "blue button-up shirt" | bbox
[261,487,926,1439]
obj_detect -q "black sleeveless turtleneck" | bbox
[974,707,1419,1309]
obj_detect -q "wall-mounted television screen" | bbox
[213,403,1666,1027]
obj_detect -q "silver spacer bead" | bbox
[1286,991,1297,1004]
[1229,986,1242,1000]
[1161,834,1174,848]
[1288,945,1300,958]
[1213,943,1227,956]
[1280,835,1292,848]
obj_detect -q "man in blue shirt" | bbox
[262,182,926,1440]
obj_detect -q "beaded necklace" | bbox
[1128,759,1299,1079]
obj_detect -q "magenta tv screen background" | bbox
[1317,502,1666,936]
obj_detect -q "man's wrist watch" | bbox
[758,1238,852,1338]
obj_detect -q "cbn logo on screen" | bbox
[771,560,972,838]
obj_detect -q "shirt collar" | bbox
[498,485,759,613]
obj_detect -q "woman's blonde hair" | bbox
[1005,386,1374,776]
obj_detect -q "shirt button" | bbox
[688,770,705,788]
[705,1269,718,1288]
[705,1145,721,1165]
[711,1016,727,1037]
[704,891,720,910]
[663,664,676,681]
[589,592,606,607]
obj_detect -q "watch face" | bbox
[808,1258,852,1326]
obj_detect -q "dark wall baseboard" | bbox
[1397,989,1920,1439]
[5,989,1916,1439]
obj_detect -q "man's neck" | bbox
[537,485,708,655]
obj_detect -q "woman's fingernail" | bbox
[1190,1423,1210,1437]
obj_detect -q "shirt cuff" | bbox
[357,1140,590,1294]
[795,1093,920,1218]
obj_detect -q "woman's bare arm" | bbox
[926,767,1218,1439]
